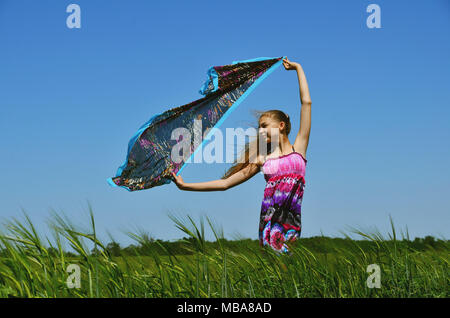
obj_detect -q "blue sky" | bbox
[0,0,449,246]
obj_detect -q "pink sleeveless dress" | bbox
[259,145,307,254]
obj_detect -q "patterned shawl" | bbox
[107,56,285,191]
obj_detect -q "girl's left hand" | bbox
[282,57,300,71]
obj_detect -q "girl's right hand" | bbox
[171,171,186,190]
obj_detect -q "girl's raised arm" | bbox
[283,57,312,158]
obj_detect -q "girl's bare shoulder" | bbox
[253,154,265,168]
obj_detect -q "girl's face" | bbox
[258,116,281,143]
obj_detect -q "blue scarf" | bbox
[107,56,285,191]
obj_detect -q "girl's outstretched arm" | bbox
[282,57,312,157]
[171,163,260,192]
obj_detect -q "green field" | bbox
[0,209,448,298]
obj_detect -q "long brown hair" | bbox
[221,109,291,179]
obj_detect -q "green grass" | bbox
[0,206,448,298]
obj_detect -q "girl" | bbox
[171,57,312,254]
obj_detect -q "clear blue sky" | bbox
[1,0,449,246]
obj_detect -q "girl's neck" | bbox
[271,136,292,156]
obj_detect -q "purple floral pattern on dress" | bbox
[259,148,307,254]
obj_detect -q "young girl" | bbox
[171,57,312,254]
